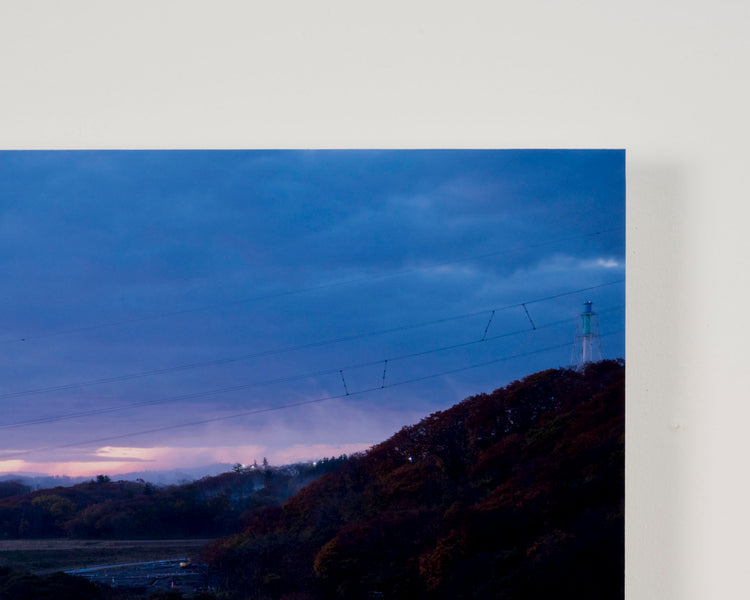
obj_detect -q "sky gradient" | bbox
[0,150,625,478]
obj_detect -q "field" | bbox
[0,539,212,574]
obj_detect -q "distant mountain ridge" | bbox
[0,458,349,539]
[0,464,235,489]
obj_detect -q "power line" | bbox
[0,279,624,401]
[0,228,622,345]
[0,306,625,431]
[522,304,536,330]
[481,310,495,341]
[0,330,624,461]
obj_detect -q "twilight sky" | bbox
[0,150,625,478]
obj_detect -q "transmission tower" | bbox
[572,301,602,369]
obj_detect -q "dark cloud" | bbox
[0,150,625,476]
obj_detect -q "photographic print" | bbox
[0,150,625,599]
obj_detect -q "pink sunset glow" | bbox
[0,442,375,479]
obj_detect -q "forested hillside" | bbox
[0,458,347,540]
[204,360,625,600]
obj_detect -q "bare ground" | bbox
[0,538,212,574]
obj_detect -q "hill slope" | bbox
[205,359,625,600]
[0,458,348,540]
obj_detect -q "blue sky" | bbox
[0,150,624,477]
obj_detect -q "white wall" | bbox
[2,2,748,597]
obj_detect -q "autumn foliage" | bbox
[204,360,625,599]
[0,458,348,540]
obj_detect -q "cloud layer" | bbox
[0,150,625,477]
